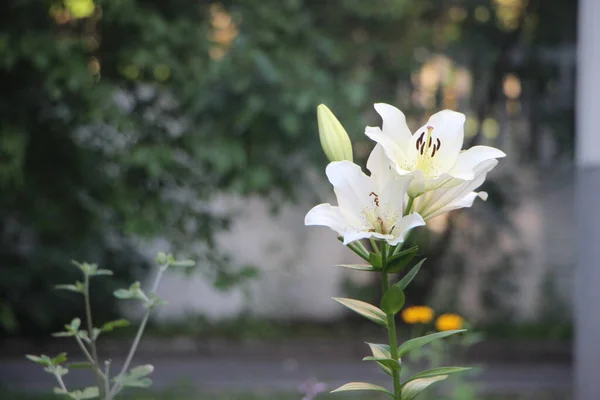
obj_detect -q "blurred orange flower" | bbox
[435,313,464,331]
[401,306,434,324]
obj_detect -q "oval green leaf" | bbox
[331,382,394,398]
[401,375,448,400]
[397,329,466,357]
[333,298,387,326]
[380,285,405,315]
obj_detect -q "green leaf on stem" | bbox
[56,386,100,400]
[362,356,399,372]
[68,362,94,370]
[114,282,147,301]
[91,269,113,276]
[406,366,471,381]
[400,375,448,400]
[365,342,395,376]
[100,319,130,332]
[55,283,84,294]
[368,253,382,269]
[395,259,426,290]
[332,382,394,397]
[386,246,419,273]
[380,285,405,315]
[170,259,196,268]
[397,329,466,357]
[114,364,154,388]
[366,342,391,358]
[332,298,387,326]
[336,264,377,271]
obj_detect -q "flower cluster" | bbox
[401,305,435,324]
[401,306,465,332]
[305,103,505,244]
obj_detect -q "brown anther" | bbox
[436,138,441,149]
[419,142,425,155]
[431,146,437,157]
[369,192,380,207]
[428,137,432,148]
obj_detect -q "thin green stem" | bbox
[104,361,111,400]
[84,273,105,394]
[403,197,415,217]
[369,238,380,254]
[74,335,105,380]
[381,243,401,399]
[53,371,68,393]
[110,264,168,397]
[382,271,402,399]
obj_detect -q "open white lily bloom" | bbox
[411,158,498,220]
[365,103,506,197]
[305,146,425,246]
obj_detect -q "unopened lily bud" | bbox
[317,104,353,162]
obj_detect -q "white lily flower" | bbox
[411,158,498,220]
[365,103,506,197]
[305,145,425,246]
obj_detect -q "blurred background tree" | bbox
[0,0,576,335]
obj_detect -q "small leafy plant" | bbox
[26,252,195,399]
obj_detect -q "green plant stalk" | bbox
[381,244,402,399]
[109,263,168,397]
[53,371,68,393]
[83,273,106,395]
[104,361,111,400]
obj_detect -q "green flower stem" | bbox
[370,238,380,254]
[382,271,402,399]
[404,197,415,216]
[104,361,111,400]
[53,371,68,392]
[74,335,105,380]
[109,263,168,397]
[83,273,105,394]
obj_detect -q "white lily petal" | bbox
[413,159,498,220]
[305,203,347,236]
[325,161,374,229]
[373,103,413,149]
[342,229,376,245]
[379,174,414,229]
[407,170,426,198]
[388,213,426,246]
[448,145,507,180]
[365,126,414,174]
[367,144,393,190]
[423,191,488,220]
[410,110,465,175]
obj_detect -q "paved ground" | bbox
[0,338,572,395]
[0,357,572,395]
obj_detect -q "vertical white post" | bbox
[575,0,600,398]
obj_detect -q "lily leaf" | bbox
[336,264,377,272]
[366,342,391,358]
[333,298,387,326]
[331,382,394,398]
[386,246,419,273]
[362,356,400,373]
[380,285,405,315]
[369,252,382,269]
[101,319,130,332]
[406,366,471,382]
[395,259,426,290]
[397,330,466,357]
[400,375,447,400]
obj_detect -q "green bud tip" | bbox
[317,104,353,163]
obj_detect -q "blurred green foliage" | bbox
[0,0,576,334]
